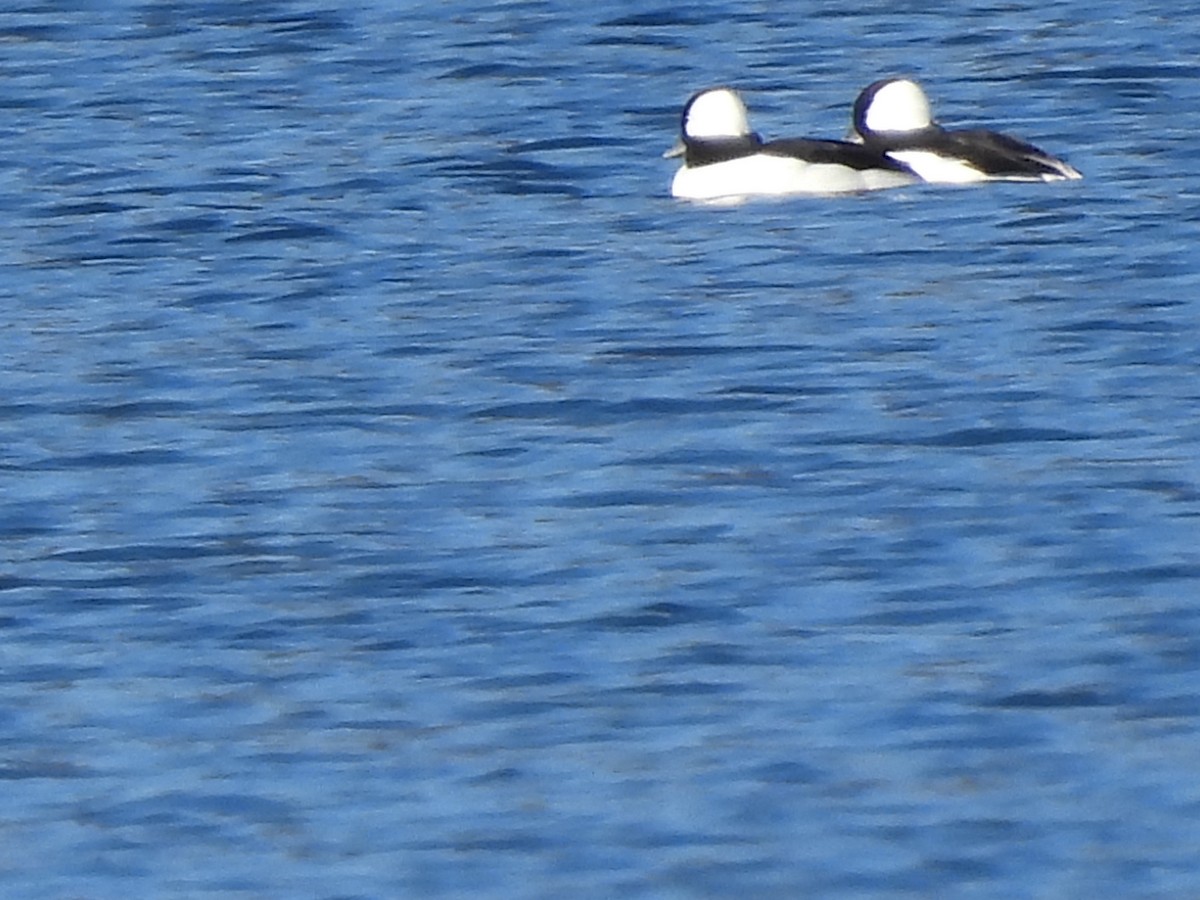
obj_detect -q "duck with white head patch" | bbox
[666,87,917,201]
[850,78,1082,184]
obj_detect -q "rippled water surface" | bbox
[4,2,1200,897]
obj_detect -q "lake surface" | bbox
[3,1,1200,897]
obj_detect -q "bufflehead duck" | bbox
[666,87,917,201]
[850,78,1082,183]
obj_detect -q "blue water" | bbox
[3,1,1200,897]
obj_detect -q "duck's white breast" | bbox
[884,150,992,184]
[672,154,912,200]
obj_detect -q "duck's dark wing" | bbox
[875,127,1079,179]
[762,138,914,173]
[943,129,1080,179]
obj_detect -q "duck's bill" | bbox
[663,140,686,159]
